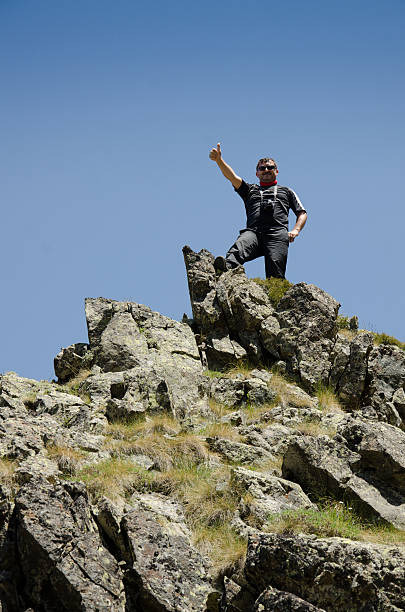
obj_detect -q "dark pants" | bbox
[226,229,289,279]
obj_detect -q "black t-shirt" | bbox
[234,180,307,234]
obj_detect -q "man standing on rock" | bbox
[209,143,307,278]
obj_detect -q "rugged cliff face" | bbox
[0,247,404,611]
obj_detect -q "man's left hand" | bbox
[288,229,299,243]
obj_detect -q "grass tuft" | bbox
[316,385,344,414]
[373,332,405,351]
[269,373,314,408]
[0,458,17,487]
[251,277,293,307]
[264,501,405,546]
[46,445,87,475]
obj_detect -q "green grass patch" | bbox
[373,332,405,351]
[251,277,293,307]
[264,501,405,545]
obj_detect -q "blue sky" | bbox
[1,0,404,380]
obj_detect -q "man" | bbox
[209,143,307,278]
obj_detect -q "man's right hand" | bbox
[209,143,222,162]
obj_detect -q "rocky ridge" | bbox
[0,245,403,611]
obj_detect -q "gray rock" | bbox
[54,342,92,383]
[206,376,277,409]
[14,453,60,484]
[230,466,315,527]
[243,533,405,611]
[282,434,405,529]
[253,587,326,611]
[6,478,126,611]
[121,493,214,611]
[207,437,274,465]
[339,418,405,495]
[84,298,209,421]
[365,344,405,424]
[330,332,374,408]
[276,283,340,391]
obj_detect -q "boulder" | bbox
[54,343,92,383]
[242,533,405,612]
[121,493,215,611]
[282,432,405,529]
[338,418,405,495]
[207,437,274,466]
[2,478,126,611]
[253,587,326,611]
[230,466,315,527]
[84,298,209,421]
[329,332,374,408]
[365,344,405,425]
[276,283,340,391]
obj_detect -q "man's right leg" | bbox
[225,230,262,269]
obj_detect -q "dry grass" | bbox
[264,502,405,546]
[208,398,236,418]
[193,524,247,573]
[58,369,92,403]
[0,458,16,486]
[338,328,359,342]
[224,360,256,378]
[46,445,87,475]
[242,401,279,424]
[295,421,337,438]
[269,373,313,408]
[250,455,284,473]
[75,457,154,500]
[316,385,344,414]
[108,414,181,438]
[105,428,210,472]
[199,422,243,442]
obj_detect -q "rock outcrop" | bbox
[0,245,404,611]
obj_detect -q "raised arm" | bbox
[209,143,242,189]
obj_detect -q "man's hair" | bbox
[256,157,278,171]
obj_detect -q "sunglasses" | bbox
[258,165,276,171]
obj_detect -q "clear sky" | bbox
[1,0,404,381]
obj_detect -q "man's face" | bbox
[256,160,278,182]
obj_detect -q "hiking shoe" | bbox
[214,256,228,273]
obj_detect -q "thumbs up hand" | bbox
[209,143,222,162]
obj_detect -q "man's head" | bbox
[256,157,278,183]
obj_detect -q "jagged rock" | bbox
[393,387,405,420]
[282,433,405,528]
[241,424,298,458]
[207,437,274,465]
[276,283,340,391]
[35,390,109,434]
[268,405,323,427]
[338,418,405,495]
[216,267,275,361]
[83,298,209,421]
[253,587,326,611]
[242,533,405,611]
[54,343,93,383]
[0,413,60,460]
[205,376,277,409]
[330,332,374,408]
[1,478,126,611]
[365,344,405,424]
[268,378,318,409]
[14,454,60,484]
[121,493,216,611]
[0,372,53,414]
[230,466,315,527]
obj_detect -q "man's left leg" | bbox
[263,233,289,279]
